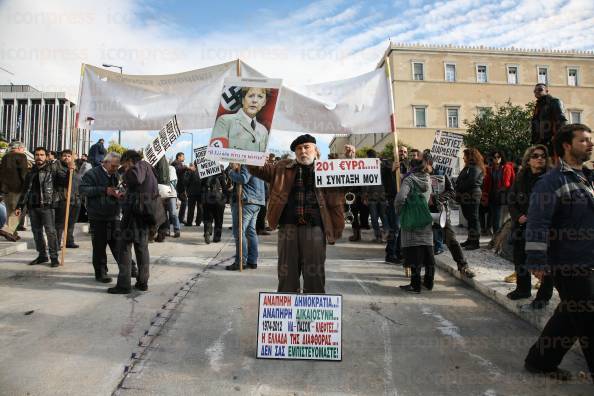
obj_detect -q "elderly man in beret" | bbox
[248,134,346,293]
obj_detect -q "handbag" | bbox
[400,184,433,231]
[132,193,166,227]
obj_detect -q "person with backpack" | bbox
[395,155,435,293]
[201,171,228,244]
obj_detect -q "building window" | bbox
[445,63,456,82]
[476,65,488,83]
[569,110,582,124]
[537,66,548,84]
[446,107,459,128]
[567,68,578,86]
[412,62,424,81]
[507,65,518,84]
[413,106,427,128]
[477,107,491,118]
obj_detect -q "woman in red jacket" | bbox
[481,150,515,234]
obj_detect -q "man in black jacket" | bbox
[80,152,123,283]
[108,150,159,294]
[531,83,567,155]
[171,152,187,223]
[184,164,202,227]
[88,139,107,168]
[201,172,228,244]
[16,147,68,267]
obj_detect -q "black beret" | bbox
[290,134,316,151]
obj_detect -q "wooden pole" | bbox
[235,58,244,272]
[385,52,402,191]
[60,165,74,266]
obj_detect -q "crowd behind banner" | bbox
[0,82,592,382]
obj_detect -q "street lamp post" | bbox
[181,131,194,162]
[102,63,123,145]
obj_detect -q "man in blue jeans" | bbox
[226,164,265,271]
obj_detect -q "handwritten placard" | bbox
[256,292,342,361]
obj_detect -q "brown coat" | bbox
[0,151,29,193]
[248,160,345,244]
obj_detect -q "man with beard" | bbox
[16,147,68,267]
[531,83,567,155]
[248,134,345,293]
[524,124,594,381]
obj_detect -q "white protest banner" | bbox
[194,145,207,164]
[198,160,223,178]
[314,158,381,188]
[430,130,464,177]
[142,116,181,166]
[241,62,392,135]
[193,145,223,177]
[257,293,342,361]
[207,77,282,166]
[77,61,236,130]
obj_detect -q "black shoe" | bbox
[184,222,192,227]
[529,299,550,310]
[204,234,211,244]
[66,243,79,248]
[460,240,470,247]
[50,259,60,267]
[225,263,241,271]
[507,289,531,300]
[399,284,421,293]
[257,230,271,235]
[212,237,221,243]
[385,256,402,264]
[422,280,433,290]
[524,361,572,381]
[464,242,480,250]
[459,266,476,278]
[107,286,131,294]
[173,231,180,238]
[134,282,148,291]
[247,263,257,269]
[95,276,112,283]
[155,232,166,243]
[29,256,49,265]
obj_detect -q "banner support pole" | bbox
[60,165,74,266]
[235,59,244,272]
[385,50,401,191]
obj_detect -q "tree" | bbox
[355,146,374,158]
[107,140,127,155]
[463,100,533,162]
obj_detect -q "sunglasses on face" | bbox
[530,153,546,159]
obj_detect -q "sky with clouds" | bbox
[1,0,593,159]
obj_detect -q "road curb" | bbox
[434,253,552,331]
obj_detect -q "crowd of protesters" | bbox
[0,82,591,381]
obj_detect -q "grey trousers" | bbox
[117,226,150,289]
[277,225,326,294]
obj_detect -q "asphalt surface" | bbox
[0,216,591,395]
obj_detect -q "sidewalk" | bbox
[432,211,559,331]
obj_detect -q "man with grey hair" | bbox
[0,141,29,241]
[248,134,346,293]
[80,151,124,283]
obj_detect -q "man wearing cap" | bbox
[248,134,345,293]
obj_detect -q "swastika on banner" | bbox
[209,137,228,148]
[220,86,242,112]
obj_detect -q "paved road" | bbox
[0,217,591,395]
